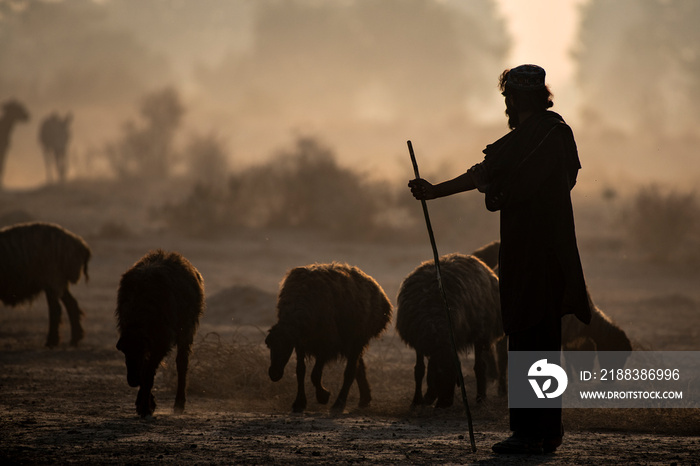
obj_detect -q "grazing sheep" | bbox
[0,222,90,347]
[265,262,392,413]
[396,253,505,408]
[471,240,632,372]
[471,240,500,274]
[115,250,205,418]
[562,293,633,371]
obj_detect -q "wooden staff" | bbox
[407,140,477,453]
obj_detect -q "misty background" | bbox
[1,0,699,259]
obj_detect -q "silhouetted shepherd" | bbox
[0,99,30,188]
[396,253,504,408]
[116,250,205,418]
[265,262,392,413]
[0,222,90,347]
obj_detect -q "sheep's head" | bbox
[116,328,151,388]
[265,325,294,382]
[597,344,632,369]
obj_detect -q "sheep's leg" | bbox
[174,340,192,414]
[331,351,360,413]
[60,288,84,346]
[355,356,371,408]
[412,351,426,406]
[136,366,157,418]
[56,150,67,184]
[292,348,307,413]
[42,148,54,184]
[434,355,455,408]
[474,343,489,403]
[424,357,438,405]
[44,289,62,347]
[0,153,5,188]
[311,357,330,404]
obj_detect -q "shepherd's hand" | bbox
[408,178,436,200]
[467,164,490,193]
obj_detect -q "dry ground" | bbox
[1,180,699,465]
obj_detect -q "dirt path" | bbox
[2,403,698,464]
[2,306,698,465]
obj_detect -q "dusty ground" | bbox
[1,180,699,465]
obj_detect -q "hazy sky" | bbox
[9,0,693,190]
[495,0,589,117]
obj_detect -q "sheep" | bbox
[115,250,205,418]
[562,293,633,372]
[0,222,90,347]
[265,262,392,413]
[396,253,505,408]
[471,240,633,372]
[471,240,500,274]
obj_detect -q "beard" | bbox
[505,100,518,130]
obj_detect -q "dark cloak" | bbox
[479,110,591,334]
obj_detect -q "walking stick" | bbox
[407,140,477,453]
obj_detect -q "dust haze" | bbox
[2,0,699,190]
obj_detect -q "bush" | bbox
[185,132,230,192]
[159,183,235,238]
[229,137,380,237]
[623,185,700,262]
[159,136,406,240]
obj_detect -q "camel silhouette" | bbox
[0,100,30,188]
[39,112,72,184]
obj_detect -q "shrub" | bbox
[160,136,401,240]
[228,137,381,238]
[623,184,700,262]
[185,132,230,192]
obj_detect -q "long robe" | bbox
[475,110,591,334]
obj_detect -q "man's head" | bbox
[499,64,553,129]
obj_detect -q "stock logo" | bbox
[528,359,568,399]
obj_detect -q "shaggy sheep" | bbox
[562,293,633,371]
[471,240,501,274]
[471,240,633,371]
[115,250,205,418]
[396,253,505,408]
[0,222,90,347]
[265,262,392,413]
